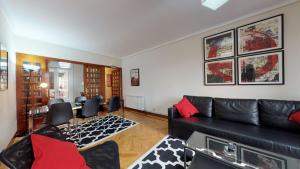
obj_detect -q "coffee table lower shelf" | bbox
[189,152,238,169]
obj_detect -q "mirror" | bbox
[0,44,8,90]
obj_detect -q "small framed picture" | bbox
[204,29,235,61]
[237,51,284,85]
[130,68,140,86]
[204,58,235,86]
[241,147,286,169]
[237,14,283,56]
[0,44,8,91]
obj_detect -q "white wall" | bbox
[14,36,122,67]
[0,8,122,151]
[0,11,17,150]
[72,64,84,101]
[122,2,300,115]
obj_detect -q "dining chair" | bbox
[92,95,104,112]
[45,102,73,130]
[76,98,101,138]
[81,98,100,119]
[47,98,64,108]
[75,96,87,103]
[108,96,121,115]
[75,96,87,117]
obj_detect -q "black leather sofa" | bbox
[0,125,120,169]
[168,95,300,159]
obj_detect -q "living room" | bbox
[1,0,300,169]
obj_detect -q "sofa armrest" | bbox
[168,106,180,119]
[80,141,120,169]
[168,106,180,136]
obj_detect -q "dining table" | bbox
[27,103,82,134]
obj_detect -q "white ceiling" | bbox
[0,0,295,57]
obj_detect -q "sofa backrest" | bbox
[184,95,213,118]
[214,98,260,126]
[259,99,300,131]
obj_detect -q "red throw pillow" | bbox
[31,134,90,169]
[175,97,198,118]
[289,110,300,124]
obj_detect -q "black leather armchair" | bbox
[0,125,120,169]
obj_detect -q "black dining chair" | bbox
[47,98,64,108]
[81,98,100,119]
[77,98,102,132]
[75,96,87,103]
[108,96,121,114]
[92,95,104,112]
[75,96,87,117]
[107,96,124,125]
[45,102,73,129]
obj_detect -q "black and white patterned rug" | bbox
[128,136,194,169]
[63,115,138,148]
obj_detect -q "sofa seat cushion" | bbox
[172,117,300,159]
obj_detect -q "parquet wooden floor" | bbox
[0,109,168,169]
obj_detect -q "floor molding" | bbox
[124,107,167,119]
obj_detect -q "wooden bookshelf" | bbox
[112,68,122,98]
[16,53,48,135]
[84,64,105,99]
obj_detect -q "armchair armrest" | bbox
[168,106,180,136]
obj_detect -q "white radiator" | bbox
[125,95,145,111]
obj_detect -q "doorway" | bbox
[48,61,84,102]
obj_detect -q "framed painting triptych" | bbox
[238,51,284,85]
[204,29,235,61]
[204,29,236,86]
[204,14,284,86]
[205,59,235,86]
[237,14,283,56]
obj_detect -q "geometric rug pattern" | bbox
[63,115,137,148]
[128,136,194,169]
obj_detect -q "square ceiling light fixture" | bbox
[201,0,229,10]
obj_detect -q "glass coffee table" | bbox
[184,132,260,169]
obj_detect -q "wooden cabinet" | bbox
[84,64,105,99]
[112,68,122,98]
[16,53,48,135]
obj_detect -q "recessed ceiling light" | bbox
[201,0,229,10]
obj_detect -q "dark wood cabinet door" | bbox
[111,68,122,98]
